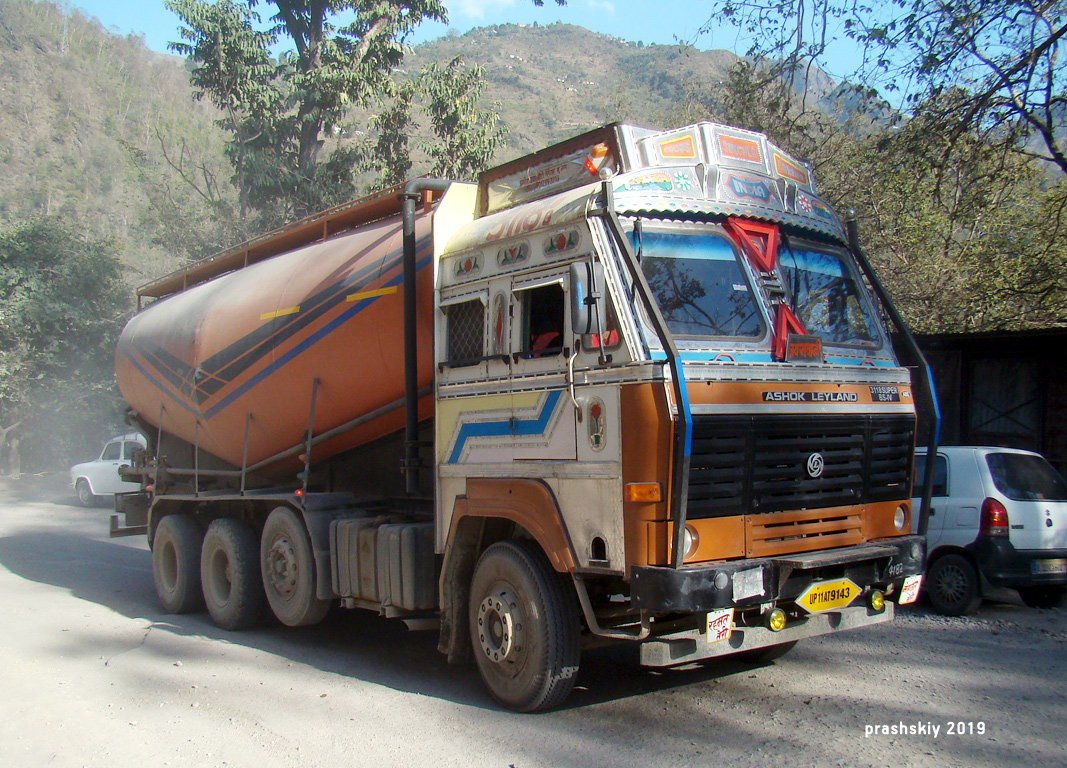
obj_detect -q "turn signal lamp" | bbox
[979,498,1009,538]
[625,482,662,503]
[767,608,787,632]
[868,590,886,612]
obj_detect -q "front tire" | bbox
[152,514,204,614]
[926,553,981,616]
[469,540,580,712]
[1018,585,1066,609]
[260,507,330,627]
[201,518,264,631]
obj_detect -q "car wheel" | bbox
[152,514,205,614]
[1018,585,1066,610]
[75,479,96,508]
[926,553,981,616]
[469,540,580,712]
[201,518,264,631]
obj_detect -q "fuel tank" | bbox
[115,211,435,479]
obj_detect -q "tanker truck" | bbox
[112,121,936,712]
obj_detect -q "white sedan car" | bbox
[70,433,147,507]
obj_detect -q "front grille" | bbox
[687,414,914,519]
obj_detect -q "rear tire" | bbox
[469,540,580,712]
[152,514,204,614]
[926,553,981,616]
[201,518,264,631]
[260,507,330,627]
[1018,585,1066,609]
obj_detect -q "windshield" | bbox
[986,452,1067,502]
[635,228,763,338]
[779,244,879,346]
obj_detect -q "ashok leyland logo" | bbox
[806,452,825,478]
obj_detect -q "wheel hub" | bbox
[937,564,966,603]
[477,589,522,664]
[266,537,298,598]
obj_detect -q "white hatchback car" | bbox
[913,446,1067,614]
[70,433,147,507]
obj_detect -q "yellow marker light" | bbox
[624,482,662,503]
[767,608,787,632]
[869,589,886,612]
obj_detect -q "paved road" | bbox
[1,480,1064,767]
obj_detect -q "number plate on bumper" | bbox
[1032,559,1067,575]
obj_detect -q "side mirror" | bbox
[569,259,606,336]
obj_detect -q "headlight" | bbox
[682,525,699,559]
[894,505,907,531]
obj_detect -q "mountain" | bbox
[405,22,741,160]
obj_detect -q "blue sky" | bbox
[68,1,742,56]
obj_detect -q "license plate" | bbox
[1032,559,1067,575]
[706,608,735,644]
[899,575,922,605]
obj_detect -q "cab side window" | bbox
[445,299,485,366]
[521,283,565,358]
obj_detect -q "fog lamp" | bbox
[869,589,886,612]
[767,608,787,632]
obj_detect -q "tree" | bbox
[675,50,1067,332]
[419,56,508,180]
[699,1,1067,174]
[167,0,448,222]
[0,219,132,469]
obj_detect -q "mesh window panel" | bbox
[447,300,484,363]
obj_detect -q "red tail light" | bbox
[980,498,1009,538]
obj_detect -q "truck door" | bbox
[510,275,576,461]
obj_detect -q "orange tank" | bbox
[115,210,435,478]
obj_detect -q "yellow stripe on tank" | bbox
[260,305,301,321]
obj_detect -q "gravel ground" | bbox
[1,476,1064,768]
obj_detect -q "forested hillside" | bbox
[0,0,235,280]
[405,23,740,155]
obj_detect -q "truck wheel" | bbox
[469,540,580,712]
[152,514,204,614]
[261,507,330,627]
[75,479,96,508]
[1018,585,1066,609]
[926,553,981,616]
[201,518,264,631]
[735,640,798,664]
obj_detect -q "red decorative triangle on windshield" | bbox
[725,217,779,272]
